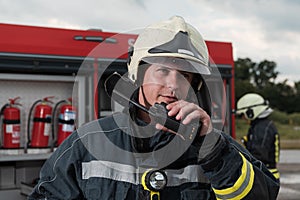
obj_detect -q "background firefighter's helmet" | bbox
[127,15,211,90]
[236,93,270,120]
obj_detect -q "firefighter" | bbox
[236,93,280,182]
[29,16,279,200]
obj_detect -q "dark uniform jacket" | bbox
[245,117,280,179]
[29,112,279,200]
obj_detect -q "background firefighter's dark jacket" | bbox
[28,112,279,200]
[245,117,280,170]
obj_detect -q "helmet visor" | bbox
[142,56,211,75]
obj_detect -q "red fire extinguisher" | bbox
[27,96,54,148]
[52,98,76,146]
[0,97,21,148]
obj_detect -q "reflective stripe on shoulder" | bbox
[213,152,255,200]
[82,160,210,186]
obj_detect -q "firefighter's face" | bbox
[139,63,193,108]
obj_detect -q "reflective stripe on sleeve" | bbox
[275,134,280,163]
[213,152,255,200]
[269,168,280,179]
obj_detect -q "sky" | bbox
[1,0,299,85]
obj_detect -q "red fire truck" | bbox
[0,23,235,198]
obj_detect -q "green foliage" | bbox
[235,58,254,81]
[251,60,278,89]
[269,109,289,124]
[285,112,300,125]
[235,117,249,140]
[234,80,256,100]
[235,110,300,140]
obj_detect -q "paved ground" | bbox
[277,150,300,200]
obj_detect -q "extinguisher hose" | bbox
[0,104,9,147]
[27,100,42,147]
[51,100,67,147]
[0,104,9,115]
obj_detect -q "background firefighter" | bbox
[236,93,280,182]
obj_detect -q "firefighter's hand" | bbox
[155,100,213,137]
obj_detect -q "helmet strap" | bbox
[140,85,152,108]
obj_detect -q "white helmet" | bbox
[236,93,270,120]
[127,16,211,85]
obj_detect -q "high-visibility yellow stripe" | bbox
[269,168,277,173]
[269,168,280,179]
[272,172,280,179]
[213,152,255,200]
[275,134,279,163]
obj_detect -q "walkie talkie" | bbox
[104,72,201,139]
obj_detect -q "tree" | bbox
[234,58,256,100]
[272,80,295,113]
[250,60,279,89]
[235,58,255,81]
[292,81,300,112]
[294,81,300,93]
[234,57,300,113]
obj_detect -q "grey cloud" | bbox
[204,0,300,32]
